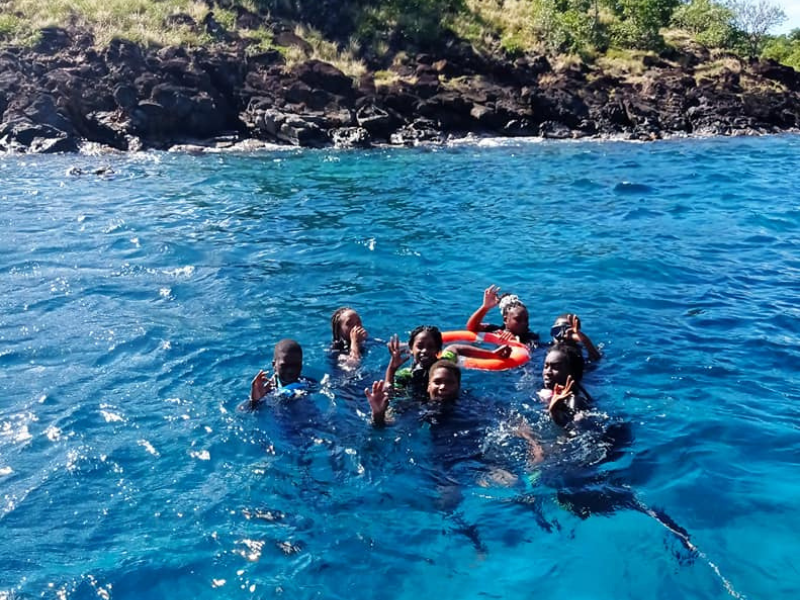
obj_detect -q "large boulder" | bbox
[291,60,356,100]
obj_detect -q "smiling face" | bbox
[410,330,441,369]
[503,306,530,336]
[427,365,460,402]
[338,309,362,339]
[542,349,570,390]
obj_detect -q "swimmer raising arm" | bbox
[384,334,410,387]
[248,370,275,410]
[365,380,390,427]
[347,324,368,362]
[553,314,601,361]
[466,285,501,332]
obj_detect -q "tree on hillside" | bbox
[606,0,682,49]
[726,0,786,55]
[671,0,737,48]
[762,28,800,69]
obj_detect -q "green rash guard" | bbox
[394,349,457,393]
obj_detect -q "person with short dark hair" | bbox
[366,359,461,426]
[243,339,316,411]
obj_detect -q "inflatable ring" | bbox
[441,330,530,371]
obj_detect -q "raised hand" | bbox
[250,370,274,405]
[549,375,575,412]
[350,325,368,347]
[364,380,390,425]
[482,284,501,309]
[386,334,410,370]
[566,313,582,343]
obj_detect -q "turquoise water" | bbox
[2,136,799,599]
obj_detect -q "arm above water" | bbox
[364,380,390,427]
[444,343,512,361]
[343,325,369,365]
[384,334,410,387]
[566,314,601,362]
[466,284,501,332]
[241,370,275,411]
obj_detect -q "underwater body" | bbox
[2,135,799,599]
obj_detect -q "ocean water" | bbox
[1,135,799,600]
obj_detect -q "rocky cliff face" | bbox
[1,25,799,153]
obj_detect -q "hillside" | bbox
[0,0,799,152]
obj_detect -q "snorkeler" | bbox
[244,339,316,411]
[330,306,369,365]
[466,285,539,347]
[549,313,601,362]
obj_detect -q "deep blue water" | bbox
[2,136,799,600]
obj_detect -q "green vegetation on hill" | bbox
[0,0,797,72]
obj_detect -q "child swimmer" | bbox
[330,307,369,365]
[244,339,316,411]
[466,285,539,347]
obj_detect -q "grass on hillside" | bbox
[0,0,367,84]
[0,0,218,46]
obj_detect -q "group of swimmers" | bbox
[246,284,603,439]
[244,286,737,580]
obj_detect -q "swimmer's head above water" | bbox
[499,294,530,337]
[331,307,365,347]
[427,360,461,402]
[273,338,303,384]
[408,325,443,369]
[542,342,584,390]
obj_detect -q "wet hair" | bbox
[274,338,303,359]
[408,325,443,351]
[330,306,354,348]
[549,342,584,383]
[552,313,570,326]
[499,294,527,318]
[428,359,461,384]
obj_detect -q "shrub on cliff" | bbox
[608,0,681,50]
[762,28,800,69]
[671,0,737,48]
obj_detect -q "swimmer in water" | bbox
[539,343,592,427]
[549,313,601,362]
[466,285,539,347]
[366,359,461,426]
[244,339,315,411]
[330,306,369,365]
[384,325,457,397]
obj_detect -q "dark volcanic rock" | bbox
[1,22,799,152]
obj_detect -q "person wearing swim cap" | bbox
[466,285,539,347]
[244,339,316,410]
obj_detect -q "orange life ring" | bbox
[441,330,530,371]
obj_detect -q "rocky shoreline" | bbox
[1,24,799,154]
